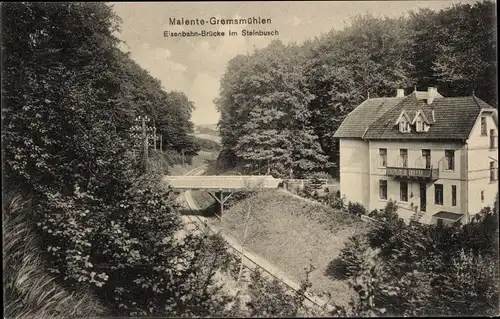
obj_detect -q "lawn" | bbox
[203,189,372,307]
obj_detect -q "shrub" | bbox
[243,266,319,317]
[4,190,106,318]
[347,202,367,216]
[430,250,499,316]
[324,193,347,210]
[365,200,406,249]
[35,178,239,317]
[338,235,377,279]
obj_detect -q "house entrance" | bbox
[420,182,427,212]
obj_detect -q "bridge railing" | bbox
[163,175,283,189]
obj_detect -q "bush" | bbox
[338,235,377,279]
[344,200,500,316]
[347,202,367,216]
[244,266,319,317]
[365,200,406,250]
[4,190,106,318]
[430,250,499,316]
[35,179,239,317]
[324,193,347,210]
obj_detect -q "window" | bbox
[490,161,497,182]
[422,149,431,169]
[435,184,444,205]
[399,120,409,132]
[490,129,497,149]
[481,117,487,136]
[416,120,423,132]
[379,148,387,167]
[452,185,457,206]
[445,150,455,171]
[400,181,408,202]
[400,149,408,168]
[379,180,388,200]
[481,190,484,202]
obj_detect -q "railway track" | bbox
[178,165,331,313]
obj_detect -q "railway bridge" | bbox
[162,174,329,218]
[162,175,283,218]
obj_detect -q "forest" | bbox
[216,0,496,178]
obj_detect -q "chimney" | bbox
[397,88,405,98]
[427,87,437,105]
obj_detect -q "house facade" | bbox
[334,87,498,225]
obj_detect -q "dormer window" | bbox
[399,120,410,132]
[416,120,423,132]
[396,110,412,133]
[412,110,431,133]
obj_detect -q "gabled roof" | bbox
[362,93,496,140]
[411,110,431,124]
[395,110,411,125]
[333,97,404,138]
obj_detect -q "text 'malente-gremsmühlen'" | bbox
[168,17,272,25]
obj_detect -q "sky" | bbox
[112,1,478,125]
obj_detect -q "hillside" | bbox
[193,189,372,307]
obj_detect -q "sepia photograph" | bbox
[2,1,498,317]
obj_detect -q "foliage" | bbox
[244,266,317,317]
[306,14,415,167]
[338,235,377,279]
[342,200,499,316]
[2,2,133,199]
[3,190,106,319]
[156,91,200,157]
[194,136,222,152]
[347,202,367,216]
[216,1,497,176]
[1,3,232,318]
[408,0,496,105]
[216,40,330,178]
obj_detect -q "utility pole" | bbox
[142,116,148,172]
[181,149,185,166]
[159,134,162,152]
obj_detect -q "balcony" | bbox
[386,166,439,180]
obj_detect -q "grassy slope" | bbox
[205,190,372,307]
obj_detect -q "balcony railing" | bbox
[386,166,439,180]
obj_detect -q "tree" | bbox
[409,0,497,105]
[305,15,415,170]
[2,2,133,200]
[2,3,233,317]
[156,91,200,158]
[217,41,329,177]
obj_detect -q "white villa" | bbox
[334,87,498,225]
